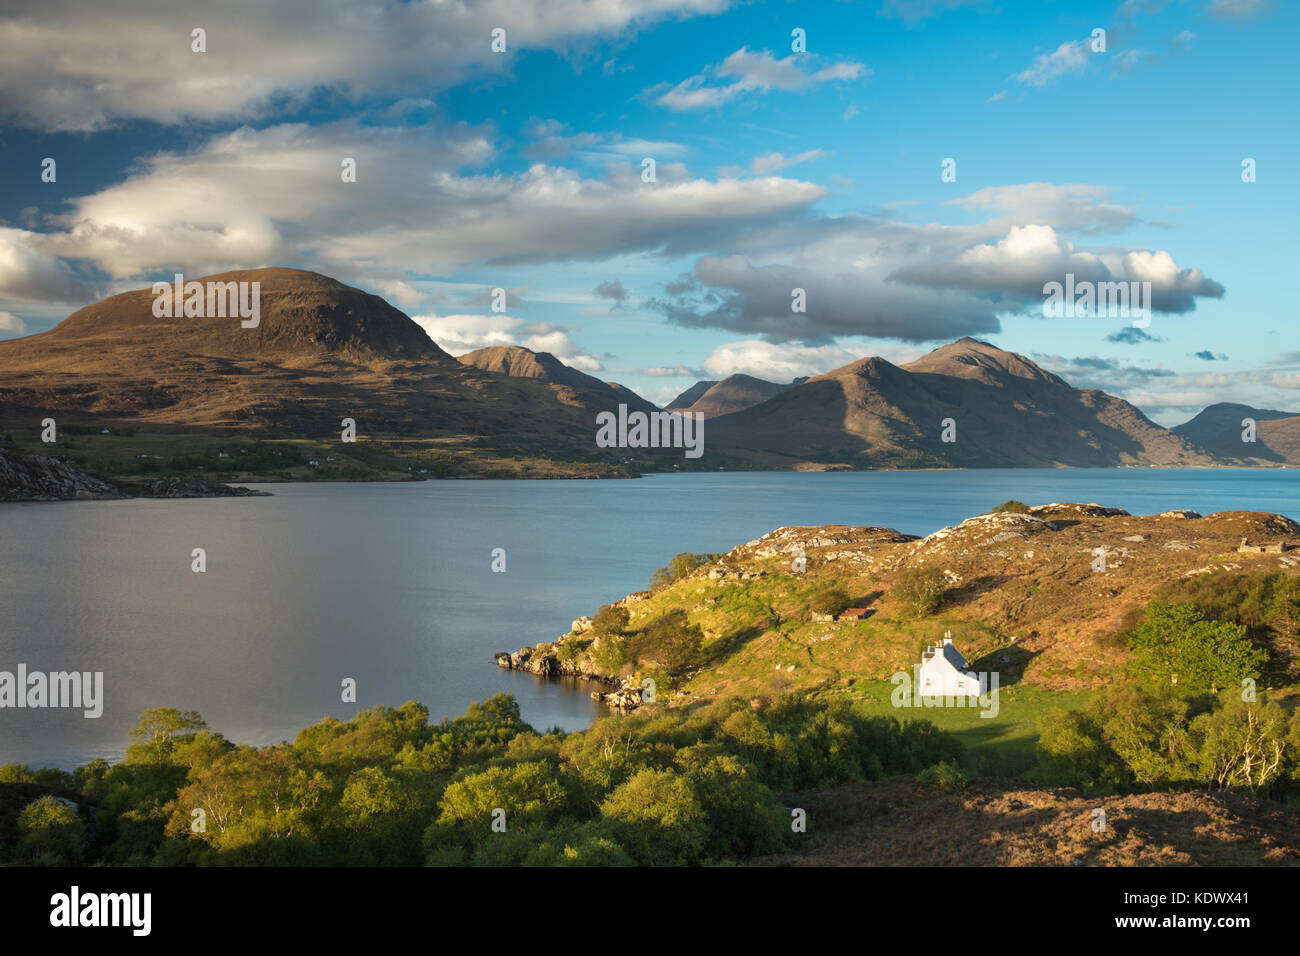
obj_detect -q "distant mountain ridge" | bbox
[0,272,1288,473]
[708,338,1228,468]
[457,345,658,413]
[0,269,650,445]
[666,380,718,410]
[675,374,789,420]
[1174,403,1300,464]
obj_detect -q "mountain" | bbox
[675,374,788,419]
[666,380,718,410]
[708,338,1227,468]
[1172,402,1300,463]
[1173,402,1298,443]
[457,345,658,414]
[0,269,629,444]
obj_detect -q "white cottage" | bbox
[918,631,982,697]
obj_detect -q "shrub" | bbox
[590,634,628,674]
[916,760,970,791]
[990,500,1031,514]
[894,567,946,615]
[590,603,630,638]
[16,796,84,864]
[808,585,851,617]
[649,552,719,591]
[641,609,705,678]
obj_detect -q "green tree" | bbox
[649,552,718,591]
[644,609,705,678]
[126,708,208,766]
[1128,603,1267,693]
[1188,694,1290,794]
[894,567,946,616]
[16,796,84,864]
[591,603,630,638]
[599,768,707,866]
[1033,710,1130,792]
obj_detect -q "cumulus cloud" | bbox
[891,223,1224,314]
[700,340,859,381]
[410,313,524,355]
[411,312,600,369]
[653,253,1002,343]
[650,47,866,111]
[0,310,28,334]
[0,228,104,303]
[0,0,733,131]
[32,120,827,280]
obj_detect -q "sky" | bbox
[0,0,1295,424]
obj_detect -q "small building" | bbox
[837,607,873,621]
[1238,538,1291,554]
[918,631,982,697]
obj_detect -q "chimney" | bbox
[944,630,952,645]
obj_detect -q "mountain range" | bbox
[1,267,1296,476]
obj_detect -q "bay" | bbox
[1,468,1296,769]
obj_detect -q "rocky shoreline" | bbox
[494,616,647,710]
[1,444,269,502]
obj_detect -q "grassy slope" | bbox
[555,504,1300,770]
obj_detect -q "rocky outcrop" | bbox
[116,476,269,498]
[494,639,615,683]
[0,444,122,501]
[591,680,646,710]
[0,444,269,501]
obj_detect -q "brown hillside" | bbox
[681,373,787,419]
[708,338,1227,468]
[751,776,1300,866]
[458,345,658,413]
[0,269,633,444]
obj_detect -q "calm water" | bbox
[2,468,1297,768]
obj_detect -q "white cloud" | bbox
[702,340,869,381]
[643,365,697,377]
[0,228,103,303]
[0,310,28,334]
[411,314,524,355]
[751,150,826,174]
[0,0,733,131]
[1014,39,1091,87]
[651,47,867,111]
[33,121,827,280]
[410,312,600,370]
[894,223,1224,313]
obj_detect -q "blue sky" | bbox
[0,0,1295,423]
